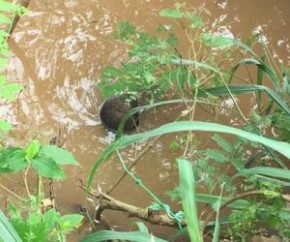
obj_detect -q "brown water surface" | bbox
[1,0,290,241]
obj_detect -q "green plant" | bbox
[0,208,22,242]
[0,139,78,179]
[0,139,83,241]
[0,0,24,135]
[98,20,180,101]
[91,3,290,240]
[81,222,167,242]
[86,120,290,241]
[0,2,84,241]
[177,158,201,241]
[8,201,83,242]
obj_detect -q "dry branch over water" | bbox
[79,179,185,228]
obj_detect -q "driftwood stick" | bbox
[78,180,184,228]
[96,191,180,227]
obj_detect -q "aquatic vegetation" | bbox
[0,1,290,241]
[87,3,290,242]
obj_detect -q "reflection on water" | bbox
[1,0,289,240]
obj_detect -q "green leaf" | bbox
[81,231,168,242]
[205,149,227,163]
[31,154,66,179]
[201,33,235,49]
[0,147,27,173]
[171,58,220,73]
[0,76,5,84]
[230,58,280,88]
[136,222,149,234]
[0,81,22,101]
[15,213,48,241]
[177,159,201,241]
[212,184,224,242]
[112,21,136,41]
[59,214,83,233]
[25,140,40,160]
[0,1,20,12]
[39,145,79,165]
[255,175,290,187]
[0,119,11,134]
[212,134,233,153]
[235,167,290,181]
[0,209,22,242]
[189,14,203,28]
[43,209,58,229]
[0,58,8,68]
[0,13,10,24]
[196,193,250,210]
[88,120,290,189]
[7,201,20,220]
[202,84,290,115]
[159,9,184,18]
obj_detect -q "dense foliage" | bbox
[0,1,290,242]
[0,1,83,241]
[88,3,290,242]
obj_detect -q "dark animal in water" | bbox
[100,94,139,132]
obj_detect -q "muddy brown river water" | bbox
[1,0,290,241]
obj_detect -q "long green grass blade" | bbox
[196,193,250,209]
[203,85,259,95]
[178,159,201,242]
[203,84,290,115]
[81,230,168,242]
[171,59,220,73]
[136,222,149,234]
[230,58,279,88]
[256,56,265,106]
[87,121,290,190]
[116,98,208,137]
[234,167,290,181]
[0,209,22,242]
[231,39,258,57]
[255,175,290,186]
[212,186,223,242]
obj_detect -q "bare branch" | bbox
[78,180,184,228]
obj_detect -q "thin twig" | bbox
[106,136,161,194]
[0,184,26,202]
[23,165,31,197]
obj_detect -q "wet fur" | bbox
[100,94,139,132]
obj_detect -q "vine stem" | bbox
[116,149,163,205]
[106,135,161,194]
[116,149,184,226]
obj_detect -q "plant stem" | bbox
[0,184,26,201]
[7,0,31,38]
[23,165,31,197]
